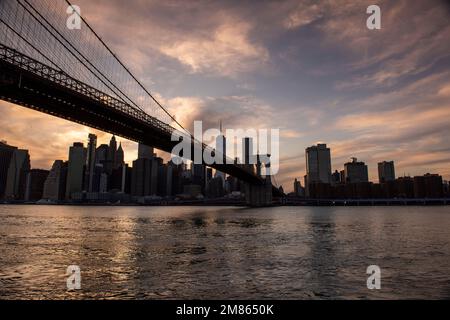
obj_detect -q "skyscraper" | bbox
[110,164,130,193]
[24,169,49,201]
[378,161,395,183]
[331,170,341,185]
[156,157,167,196]
[293,178,304,197]
[43,160,68,201]
[214,121,226,182]
[86,134,97,192]
[66,142,86,199]
[109,135,117,169]
[305,143,332,184]
[116,142,124,168]
[131,144,158,197]
[344,158,369,183]
[192,163,206,193]
[95,144,109,166]
[138,143,154,160]
[166,160,184,196]
[0,141,17,199]
[4,148,31,200]
[242,137,254,165]
[131,158,158,196]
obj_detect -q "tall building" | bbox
[109,135,117,169]
[116,142,124,169]
[110,164,130,193]
[43,160,68,201]
[293,178,304,197]
[4,148,30,200]
[192,163,206,193]
[95,144,109,166]
[131,142,158,197]
[166,160,185,196]
[25,169,49,201]
[66,142,86,199]
[85,134,97,192]
[331,170,341,185]
[344,158,369,183]
[0,141,17,199]
[215,121,226,181]
[131,156,158,197]
[206,177,225,198]
[305,144,332,191]
[242,137,254,165]
[206,167,213,182]
[155,157,167,196]
[138,143,154,160]
[226,175,241,193]
[165,162,174,197]
[378,161,395,183]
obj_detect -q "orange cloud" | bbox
[0,101,138,169]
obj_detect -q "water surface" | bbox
[0,205,449,299]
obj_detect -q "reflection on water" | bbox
[0,205,449,299]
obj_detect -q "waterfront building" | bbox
[25,169,49,201]
[85,134,97,192]
[306,144,332,184]
[65,142,86,199]
[4,148,30,200]
[378,161,395,183]
[344,158,369,183]
[43,160,68,201]
[0,141,17,198]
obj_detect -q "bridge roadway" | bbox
[0,44,282,197]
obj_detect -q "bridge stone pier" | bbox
[245,155,273,207]
[245,179,273,207]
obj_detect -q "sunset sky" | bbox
[1,0,450,191]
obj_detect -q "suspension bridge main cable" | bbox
[64,0,193,138]
[17,0,149,114]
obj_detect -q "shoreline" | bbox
[1,199,450,207]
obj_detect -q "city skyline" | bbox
[1,0,450,303]
[1,134,448,195]
[1,0,450,189]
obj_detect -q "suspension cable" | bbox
[0,17,62,71]
[18,0,145,113]
[65,0,192,137]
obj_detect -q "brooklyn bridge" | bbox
[0,0,283,206]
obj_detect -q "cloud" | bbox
[283,3,323,29]
[438,83,450,97]
[328,100,450,181]
[160,19,269,77]
[165,95,276,133]
[280,129,303,138]
[327,0,450,89]
[75,0,270,78]
[0,101,137,169]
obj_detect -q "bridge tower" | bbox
[245,154,273,207]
